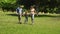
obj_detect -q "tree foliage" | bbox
[0,0,60,13]
[0,0,17,12]
[17,0,60,13]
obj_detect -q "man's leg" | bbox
[18,15,22,24]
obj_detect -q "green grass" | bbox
[0,11,60,34]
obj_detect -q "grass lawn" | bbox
[0,11,60,34]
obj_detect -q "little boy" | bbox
[24,11,28,24]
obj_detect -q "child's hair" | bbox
[25,11,28,14]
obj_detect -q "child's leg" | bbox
[24,16,28,24]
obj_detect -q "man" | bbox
[30,6,36,24]
[16,6,23,24]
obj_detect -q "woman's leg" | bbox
[31,14,34,24]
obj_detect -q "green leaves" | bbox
[0,0,16,4]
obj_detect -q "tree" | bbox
[0,0,17,12]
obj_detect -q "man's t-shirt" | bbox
[16,7,22,15]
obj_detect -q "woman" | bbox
[30,6,36,24]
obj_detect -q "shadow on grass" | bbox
[35,15,60,18]
[7,14,18,16]
[6,14,60,18]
